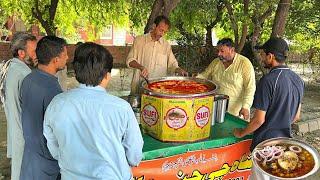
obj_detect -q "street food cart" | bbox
[132,113,252,180]
[130,77,253,180]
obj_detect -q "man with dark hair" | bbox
[44,42,143,179]
[20,36,68,180]
[154,15,171,29]
[198,38,256,120]
[233,37,304,150]
[126,15,187,95]
[0,32,37,180]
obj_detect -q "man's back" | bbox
[252,66,304,148]
[3,58,31,180]
[44,85,144,180]
[20,69,61,180]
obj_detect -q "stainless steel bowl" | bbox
[141,76,218,98]
[128,95,141,108]
[253,137,320,180]
[121,95,141,108]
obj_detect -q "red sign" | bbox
[195,106,210,128]
[142,104,159,126]
[132,139,252,180]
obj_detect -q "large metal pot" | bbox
[141,76,218,98]
[140,76,218,142]
[252,137,320,180]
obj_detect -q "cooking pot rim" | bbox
[141,76,218,98]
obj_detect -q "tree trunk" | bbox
[205,0,224,48]
[224,0,239,49]
[250,6,273,75]
[32,0,59,35]
[271,0,292,37]
[144,0,181,34]
[144,0,163,34]
[205,26,213,48]
[237,0,249,53]
[163,0,181,16]
[237,25,248,53]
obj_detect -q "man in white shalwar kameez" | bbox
[126,15,187,95]
[0,32,37,180]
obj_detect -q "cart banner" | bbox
[132,139,252,180]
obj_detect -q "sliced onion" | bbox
[289,145,302,153]
[261,146,273,157]
[253,151,263,161]
[273,149,284,159]
[254,145,287,164]
[266,153,275,162]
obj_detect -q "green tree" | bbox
[0,0,130,39]
[285,0,320,77]
[286,0,320,50]
[128,0,153,34]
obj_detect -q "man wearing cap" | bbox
[197,38,256,120]
[233,37,304,151]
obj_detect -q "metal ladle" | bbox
[142,76,150,85]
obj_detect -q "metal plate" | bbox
[141,76,218,98]
[253,137,320,180]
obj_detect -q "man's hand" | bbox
[233,128,244,138]
[175,68,188,76]
[128,61,149,78]
[239,108,250,120]
[140,67,148,78]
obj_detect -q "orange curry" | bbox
[148,80,210,94]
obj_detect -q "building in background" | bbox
[1,17,134,46]
[79,25,135,46]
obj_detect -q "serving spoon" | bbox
[142,76,150,85]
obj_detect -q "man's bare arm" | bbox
[129,60,148,78]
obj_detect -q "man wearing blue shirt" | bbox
[44,42,144,180]
[20,36,68,180]
[233,37,304,148]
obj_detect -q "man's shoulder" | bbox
[257,73,275,88]
[287,70,304,88]
[22,70,61,92]
[7,60,30,76]
[260,72,275,82]
[134,34,147,42]
[236,53,253,66]
[64,88,131,108]
[236,53,249,60]
[288,69,303,80]
[208,58,220,67]
[22,70,40,82]
[104,94,132,108]
[260,69,304,88]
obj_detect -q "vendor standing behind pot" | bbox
[126,15,187,95]
[233,37,304,151]
[197,38,256,120]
